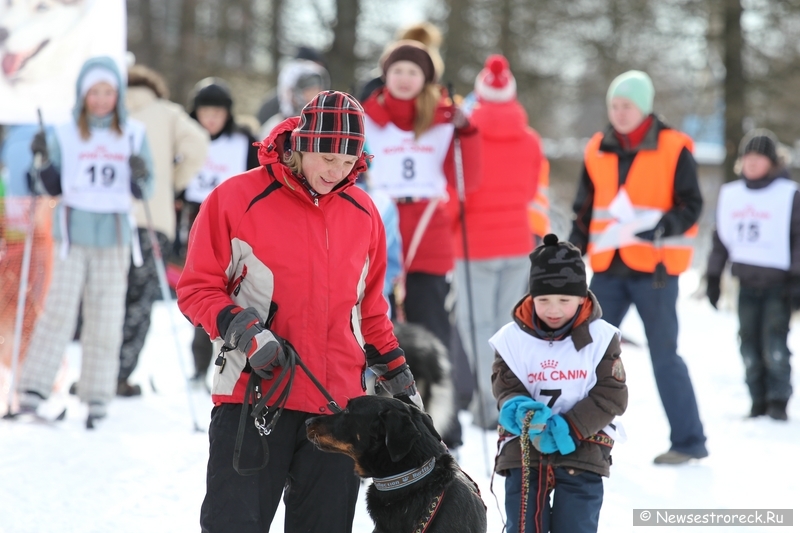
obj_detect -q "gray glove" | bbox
[223,307,289,379]
[129,154,147,180]
[379,368,424,410]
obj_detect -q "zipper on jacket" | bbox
[229,265,248,296]
[215,346,230,374]
[314,198,319,207]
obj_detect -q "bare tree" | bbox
[328,0,360,91]
[722,0,745,182]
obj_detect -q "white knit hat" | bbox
[80,66,119,98]
[474,54,516,103]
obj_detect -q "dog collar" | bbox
[372,457,436,491]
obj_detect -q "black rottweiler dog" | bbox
[306,396,487,533]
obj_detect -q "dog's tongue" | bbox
[2,53,27,77]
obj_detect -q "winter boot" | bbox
[748,401,767,418]
[767,400,788,421]
[116,380,142,397]
[86,402,107,429]
[653,449,708,465]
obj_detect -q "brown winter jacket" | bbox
[491,291,628,477]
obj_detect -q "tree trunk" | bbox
[270,0,283,86]
[442,0,472,96]
[138,0,160,70]
[172,0,198,105]
[328,0,359,92]
[723,0,745,183]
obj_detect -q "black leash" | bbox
[233,343,342,476]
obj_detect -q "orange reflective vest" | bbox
[527,158,550,237]
[584,129,698,275]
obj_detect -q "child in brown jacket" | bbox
[491,234,628,533]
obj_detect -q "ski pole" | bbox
[131,138,202,432]
[449,86,491,476]
[4,110,45,418]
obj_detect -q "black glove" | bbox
[130,180,144,199]
[635,218,670,242]
[790,278,800,311]
[223,307,289,379]
[706,275,721,310]
[377,367,424,410]
[30,132,48,161]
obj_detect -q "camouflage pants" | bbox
[118,228,170,382]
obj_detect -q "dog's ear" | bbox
[381,409,420,462]
[418,410,442,442]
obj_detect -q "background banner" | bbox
[0,0,126,125]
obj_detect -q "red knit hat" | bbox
[291,90,365,156]
[474,55,516,103]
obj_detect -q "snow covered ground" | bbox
[1,271,798,532]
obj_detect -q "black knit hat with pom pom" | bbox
[528,234,587,297]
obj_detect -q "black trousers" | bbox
[201,404,360,533]
[193,326,214,377]
[118,228,171,382]
[403,272,467,447]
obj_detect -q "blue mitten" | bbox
[532,414,577,455]
[499,397,551,437]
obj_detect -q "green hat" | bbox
[606,70,654,115]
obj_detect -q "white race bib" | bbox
[365,117,453,199]
[184,132,250,203]
[490,319,622,440]
[56,120,146,213]
[717,178,796,270]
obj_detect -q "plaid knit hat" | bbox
[529,234,587,298]
[381,41,436,84]
[740,128,779,164]
[291,90,366,156]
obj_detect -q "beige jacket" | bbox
[126,86,209,239]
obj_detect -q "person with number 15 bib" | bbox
[706,129,797,422]
[16,56,154,427]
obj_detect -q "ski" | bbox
[3,407,67,425]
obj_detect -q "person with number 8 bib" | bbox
[179,77,260,389]
[177,90,423,533]
[361,42,482,344]
[15,56,154,428]
[706,129,797,422]
[491,234,627,533]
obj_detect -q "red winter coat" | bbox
[176,118,402,413]
[363,88,482,275]
[450,99,542,260]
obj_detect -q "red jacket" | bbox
[363,87,482,274]
[176,118,402,412]
[450,99,541,260]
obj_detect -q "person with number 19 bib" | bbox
[16,56,154,427]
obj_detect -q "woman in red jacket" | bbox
[177,91,421,533]
[362,41,481,362]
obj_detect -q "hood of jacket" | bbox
[256,116,369,194]
[73,56,126,124]
[512,290,604,350]
[469,99,530,141]
[125,86,157,114]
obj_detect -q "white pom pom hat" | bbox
[474,54,516,103]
